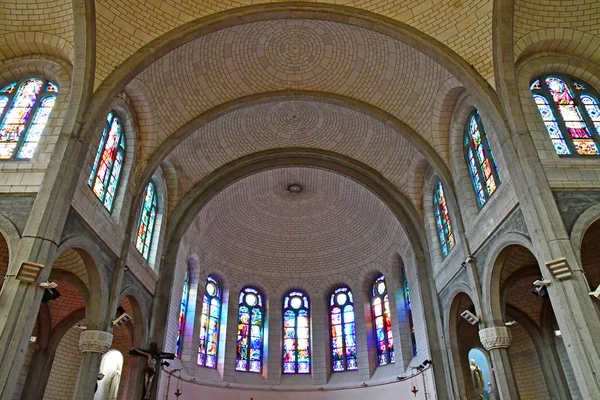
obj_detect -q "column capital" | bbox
[478,326,511,350]
[79,330,113,354]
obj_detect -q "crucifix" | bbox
[129,342,175,400]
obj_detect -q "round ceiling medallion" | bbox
[287,184,303,193]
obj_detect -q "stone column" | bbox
[72,330,113,400]
[479,326,519,400]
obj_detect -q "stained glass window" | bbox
[88,112,125,211]
[236,287,264,373]
[464,111,501,208]
[330,287,357,372]
[531,75,600,155]
[198,276,221,368]
[401,267,417,356]
[372,276,394,366]
[433,181,455,258]
[135,181,157,260]
[0,78,58,160]
[283,291,310,374]
[175,269,190,358]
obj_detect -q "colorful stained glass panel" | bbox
[198,276,221,368]
[0,79,57,160]
[283,292,310,374]
[236,288,264,372]
[433,181,455,257]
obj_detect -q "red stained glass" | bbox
[198,276,221,368]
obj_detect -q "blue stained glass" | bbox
[0,78,57,160]
[88,112,126,212]
[175,269,190,358]
[531,75,600,156]
[136,181,158,260]
[464,111,500,208]
[283,291,310,374]
[236,287,264,373]
[371,276,394,366]
[433,181,454,257]
[329,287,358,372]
[198,276,221,368]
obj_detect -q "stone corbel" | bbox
[79,330,113,354]
[478,326,511,350]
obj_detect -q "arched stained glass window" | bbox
[464,111,501,208]
[372,276,394,366]
[433,181,455,258]
[88,112,125,211]
[530,75,600,155]
[135,181,157,260]
[401,267,417,356]
[175,269,190,358]
[198,276,221,368]
[283,291,310,374]
[330,287,357,372]
[236,287,264,373]
[0,78,58,160]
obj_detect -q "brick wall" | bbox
[508,323,549,399]
[43,321,84,400]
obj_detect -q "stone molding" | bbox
[78,330,113,354]
[479,326,512,350]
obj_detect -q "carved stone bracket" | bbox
[479,326,512,350]
[79,330,113,354]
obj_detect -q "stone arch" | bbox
[51,241,107,328]
[481,232,534,324]
[446,291,479,400]
[0,213,18,289]
[576,212,600,295]
[486,242,572,399]
[515,29,600,68]
[82,3,506,156]
[0,32,74,63]
[431,83,465,164]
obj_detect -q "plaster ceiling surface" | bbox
[164,99,426,211]
[128,19,458,160]
[184,167,413,290]
[95,0,494,87]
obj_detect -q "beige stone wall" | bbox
[43,322,83,400]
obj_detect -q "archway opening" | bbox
[0,233,8,290]
[496,245,575,399]
[581,218,600,291]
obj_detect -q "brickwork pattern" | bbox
[0,0,74,61]
[95,0,494,88]
[47,280,85,330]
[43,321,84,400]
[165,100,424,212]
[508,323,549,399]
[514,0,600,52]
[129,20,453,163]
[164,167,429,386]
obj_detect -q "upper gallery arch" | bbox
[83,5,506,165]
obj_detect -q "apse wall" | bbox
[162,167,430,391]
[161,368,435,400]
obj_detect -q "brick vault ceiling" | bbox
[164,99,425,210]
[128,19,456,167]
[185,167,412,286]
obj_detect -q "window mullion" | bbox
[576,92,600,148]
[13,80,46,159]
[542,81,576,154]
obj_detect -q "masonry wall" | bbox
[508,323,549,399]
[43,323,83,400]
